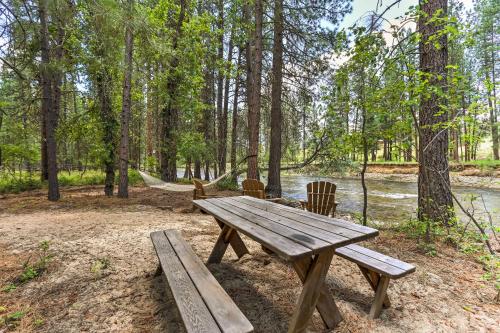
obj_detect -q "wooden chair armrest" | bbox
[265,198,282,202]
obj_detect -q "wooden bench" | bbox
[151,229,253,333]
[334,244,415,319]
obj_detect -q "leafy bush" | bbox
[0,176,41,194]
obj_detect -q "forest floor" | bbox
[0,186,499,332]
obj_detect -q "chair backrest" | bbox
[305,181,336,216]
[192,179,206,197]
[242,179,265,199]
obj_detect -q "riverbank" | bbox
[284,170,500,190]
[1,186,498,332]
[358,172,500,190]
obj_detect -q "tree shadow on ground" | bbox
[142,262,290,333]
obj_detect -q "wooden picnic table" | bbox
[193,195,379,333]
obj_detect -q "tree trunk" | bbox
[118,1,134,198]
[146,65,154,165]
[160,0,186,182]
[246,0,263,179]
[38,0,60,201]
[266,0,283,198]
[219,32,234,174]
[194,160,201,179]
[0,111,2,167]
[97,69,116,196]
[489,27,499,160]
[230,48,242,181]
[216,0,226,174]
[417,0,454,233]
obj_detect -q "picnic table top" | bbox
[193,195,379,261]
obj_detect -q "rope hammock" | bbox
[139,169,234,192]
[139,155,257,191]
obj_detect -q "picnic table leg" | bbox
[288,249,335,333]
[292,254,342,330]
[207,221,249,263]
[215,219,249,259]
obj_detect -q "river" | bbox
[178,169,499,226]
[277,174,500,226]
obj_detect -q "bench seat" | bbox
[151,230,253,333]
[335,244,415,318]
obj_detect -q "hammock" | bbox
[139,169,233,192]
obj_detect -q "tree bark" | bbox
[97,69,116,196]
[266,0,283,198]
[160,0,186,182]
[219,31,234,174]
[146,64,154,166]
[489,26,499,160]
[246,0,263,179]
[417,0,454,232]
[230,48,242,182]
[118,0,134,198]
[38,0,60,201]
[216,0,225,174]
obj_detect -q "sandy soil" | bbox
[0,187,498,332]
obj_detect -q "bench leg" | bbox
[292,255,343,330]
[369,275,390,319]
[358,266,391,308]
[288,249,336,333]
[215,219,249,259]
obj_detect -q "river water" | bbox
[179,169,499,226]
[278,174,500,226]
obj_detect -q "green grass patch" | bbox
[0,169,143,194]
[461,159,500,169]
[2,241,52,293]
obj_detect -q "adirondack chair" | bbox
[300,181,338,217]
[242,179,282,201]
[192,179,221,212]
[241,179,266,199]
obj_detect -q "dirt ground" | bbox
[0,186,498,332]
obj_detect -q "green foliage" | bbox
[0,310,26,329]
[0,169,143,194]
[91,257,110,277]
[2,241,53,294]
[216,177,239,191]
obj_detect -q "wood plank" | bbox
[358,266,391,308]
[222,197,350,247]
[215,219,249,259]
[150,231,222,333]
[166,230,254,333]
[338,244,415,274]
[369,275,390,319]
[293,256,342,329]
[210,199,331,252]
[288,249,335,333]
[193,200,312,260]
[334,246,413,278]
[208,224,233,264]
[236,196,376,241]
[238,196,377,236]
